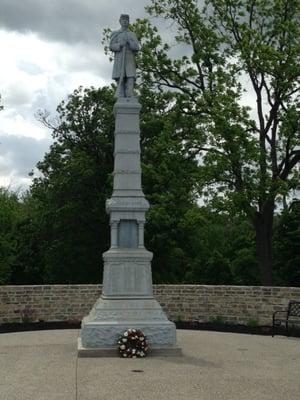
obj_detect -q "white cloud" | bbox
[1,110,49,140]
[0,29,107,112]
[0,29,111,190]
[0,134,52,192]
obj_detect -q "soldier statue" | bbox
[109,14,139,98]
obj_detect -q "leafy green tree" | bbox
[131,0,300,284]
[19,85,198,284]
[274,200,300,286]
[0,188,21,284]
[181,206,259,284]
[139,88,199,282]
[24,86,115,283]
[11,193,51,284]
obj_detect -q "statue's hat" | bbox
[120,14,129,20]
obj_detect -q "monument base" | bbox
[79,295,178,353]
[77,337,182,357]
[78,246,179,356]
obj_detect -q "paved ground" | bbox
[0,329,299,400]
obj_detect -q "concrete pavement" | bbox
[0,329,299,400]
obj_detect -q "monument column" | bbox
[78,14,178,356]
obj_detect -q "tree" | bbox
[139,87,200,282]
[20,85,199,284]
[0,188,20,284]
[132,0,300,285]
[26,86,115,283]
[180,206,259,284]
[10,193,47,284]
[273,200,300,286]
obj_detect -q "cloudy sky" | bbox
[0,0,150,192]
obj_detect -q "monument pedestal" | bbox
[79,98,179,356]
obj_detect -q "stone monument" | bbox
[78,14,179,356]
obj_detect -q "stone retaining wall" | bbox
[0,285,299,325]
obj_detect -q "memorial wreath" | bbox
[117,328,149,358]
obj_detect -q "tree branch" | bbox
[270,117,279,176]
[279,150,300,180]
[180,7,206,91]
[261,74,274,108]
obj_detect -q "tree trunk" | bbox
[253,200,275,286]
